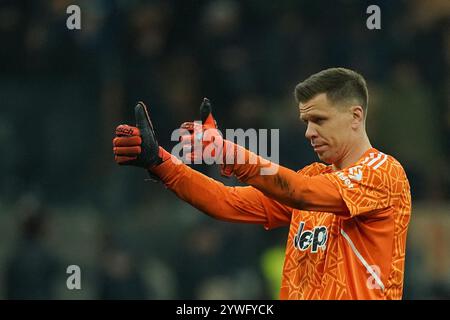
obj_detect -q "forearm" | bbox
[150,155,269,225]
[223,143,348,214]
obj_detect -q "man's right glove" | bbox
[113,101,170,171]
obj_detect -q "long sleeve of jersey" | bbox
[151,156,292,229]
[222,143,350,216]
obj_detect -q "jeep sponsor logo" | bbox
[293,222,327,253]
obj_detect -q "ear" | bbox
[350,105,365,129]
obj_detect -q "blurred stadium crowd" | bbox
[0,0,448,299]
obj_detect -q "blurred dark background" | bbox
[0,0,448,299]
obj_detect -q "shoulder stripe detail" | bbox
[361,152,388,170]
[366,153,382,166]
[372,154,388,169]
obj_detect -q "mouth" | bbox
[312,144,327,152]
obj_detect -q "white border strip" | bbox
[373,154,388,170]
[366,153,382,167]
[340,229,385,291]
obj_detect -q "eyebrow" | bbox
[299,112,327,122]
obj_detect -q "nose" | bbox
[305,123,318,141]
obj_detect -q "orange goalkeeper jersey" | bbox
[152,147,411,300]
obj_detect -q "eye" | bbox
[316,118,325,125]
[312,117,326,125]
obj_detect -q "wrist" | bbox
[220,140,237,177]
[147,147,172,170]
[158,147,172,163]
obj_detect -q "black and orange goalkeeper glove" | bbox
[179,98,222,163]
[113,101,170,171]
[179,98,236,176]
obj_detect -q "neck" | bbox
[332,133,372,171]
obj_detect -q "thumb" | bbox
[135,101,155,135]
[200,97,215,127]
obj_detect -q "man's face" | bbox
[299,93,354,165]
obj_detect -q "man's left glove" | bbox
[178,98,236,177]
[113,101,169,170]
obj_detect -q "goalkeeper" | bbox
[112,68,411,300]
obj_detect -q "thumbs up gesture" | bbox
[113,101,167,168]
[179,98,225,164]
